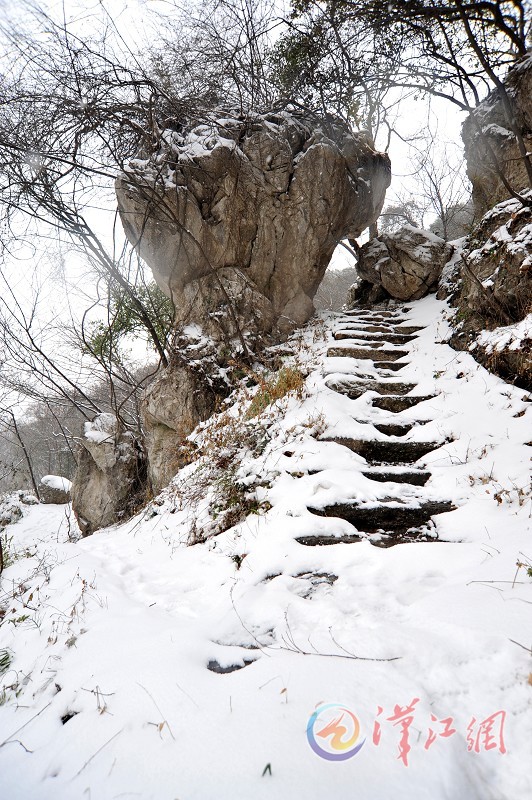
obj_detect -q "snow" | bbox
[41,475,72,493]
[0,296,530,799]
[83,412,118,444]
[476,313,532,353]
[482,124,513,139]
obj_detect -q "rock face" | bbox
[440,194,532,389]
[71,414,147,535]
[457,196,532,321]
[39,475,72,504]
[116,109,391,338]
[355,226,453,301]
[462,54,532,217]
[114,108,391,494]
[141,350,224,492]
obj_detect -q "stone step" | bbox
[325,436,442,463]
[337,324,393,334]
[327,347,409,361]
[296,528,442,548]
[373,422,414,437]
[372,395,436,412]
[334,331,417,345]
[377,361,408,372]
[341,310,400,319]
[361,468,431,485]
[332,338,388,348]
[336,325,422,338]
[307,499,454,534]
[392,326,424,335]
[326,379,417,398]
[207,658,256,674]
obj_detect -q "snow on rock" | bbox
[0,297,531,800]
[71,413,147,536]
[477,313,532,353]
[39,475,72,505]
[41,475,72,493]
[83,412,119,445]
[0,491,39,528]
[443,193,532,388]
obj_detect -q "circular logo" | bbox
[307,702,366,761]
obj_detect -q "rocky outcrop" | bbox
[39,475,72,504]
[71,414,147,535]
[440,194,532,389]
[114,108,391,494]
[142,347,225,493]
[355,226,453,302]
[462,54,532,218]
[116,109,390,339]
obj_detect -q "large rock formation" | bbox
[116,109,390,338]
[114,108,391,493]
[354,226,453,302]
[462,53,532,217]
[71,414,147,535]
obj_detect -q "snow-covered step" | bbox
[372,422,416,437]
[333,330,417,344]
[341,310,402,319]
[326,378,417,397]
[372,394,437,412]
[327,346,409,361]
[332,337,389,348]
[323,436,443,463]
[361,467,431,485]
[335,323,393,333]
[376,361,408,371]
[307,498,454,535]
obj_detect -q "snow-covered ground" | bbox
[0,296,530,800]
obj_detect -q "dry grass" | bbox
[245,365,306,419]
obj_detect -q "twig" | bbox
[508,638,532,655]
[137,683,175,740]
[73,729,123,779]
[0,738,33,753]
[0,701,52,748]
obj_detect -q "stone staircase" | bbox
[298,305,454,548]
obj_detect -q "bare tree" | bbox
[380,136,475,239]
[275,0,532,206]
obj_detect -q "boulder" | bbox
[356,226,454,301]
[71,414,147,535]
[39,475,72,504]
[346,279,389,306]
[462,53,532,218]
[116,109,391,340]
[142,356,223,493]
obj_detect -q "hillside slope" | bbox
[0,296,530,800]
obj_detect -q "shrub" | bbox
[245,366,306,419]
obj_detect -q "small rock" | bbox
[39,475,72,505]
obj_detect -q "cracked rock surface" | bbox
[116,108,391,339]
[355,225,453,301]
